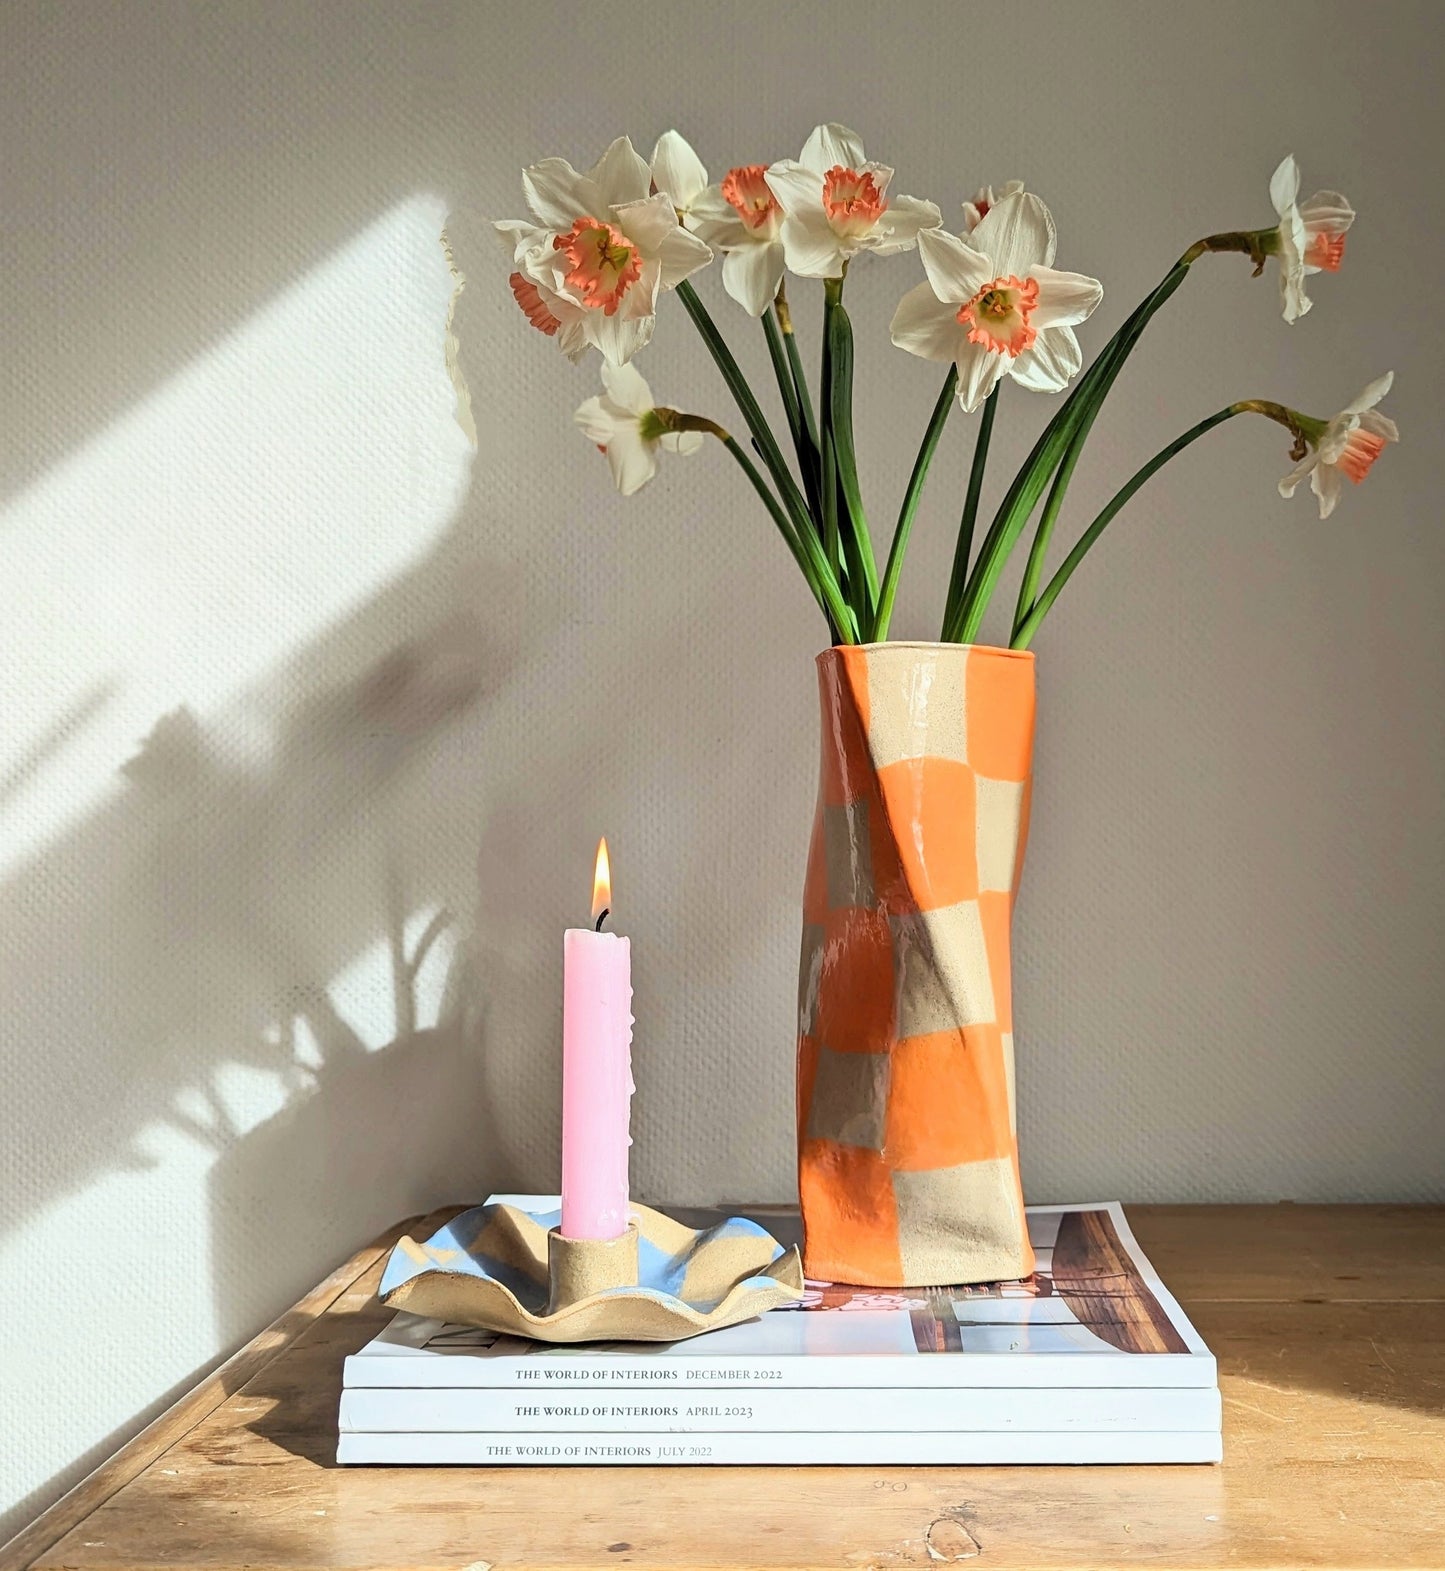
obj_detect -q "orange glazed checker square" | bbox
[798,1140,902,1285]
[1012,772,1033,896]
[796,1033,821,1142]
[965,650,1035,782]
[885,1025,1015,1171]
[875,756,979,913]
[815,906,894,1051]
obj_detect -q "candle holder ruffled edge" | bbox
[379,1200,804,1343]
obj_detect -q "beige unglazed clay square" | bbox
[975,774,1026,894]
[891,899,997,1038]
[805,1044,891,1150]
[862,645,970,768]
[822,798,876,909]
[892,1155,1029,1285]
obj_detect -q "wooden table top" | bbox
[4,1203,1442,1570]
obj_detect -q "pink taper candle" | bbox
[560,838,634,1240]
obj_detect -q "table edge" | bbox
[0,1208,460,1571]
[5,1201,1440,1568]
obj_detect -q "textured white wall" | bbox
[2,0,1441,1537]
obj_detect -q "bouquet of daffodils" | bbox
[496,125,1396,648]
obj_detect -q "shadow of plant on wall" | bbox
[201,863,522,1357]
[0,540,541,1265]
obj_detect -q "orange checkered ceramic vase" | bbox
[797,642,1036,1287]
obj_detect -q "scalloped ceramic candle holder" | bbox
[379,1201,804,1343]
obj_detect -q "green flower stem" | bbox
[718,433,856,642]
[780,296,828,559]
[776,284,821,458]
[873,366,958,643]
[1006,226,1264,640]
[824,287,879,626]
[1012,257,1207,638]
[948,258,1192,645]
[1012,271,1300,642]
[1010,406,1241,650]
[942,382,1000,638]
[1012,430,1081,638]
[819,289,842,581]
[763,306,821,525]
[676,279,814,543]
[677,278,853,640]
[1011,322,1144,639]
[762,307,803,445]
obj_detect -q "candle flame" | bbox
[590,837,612,924]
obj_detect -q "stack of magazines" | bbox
[338,1199,1221,1465]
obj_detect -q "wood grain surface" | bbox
[4,1203,1442,1571]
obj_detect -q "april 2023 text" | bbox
[485,1443,714,1460]
[514,1366,784,1382]
[514,1405,751,1419]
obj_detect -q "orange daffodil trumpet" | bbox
[489,131,1399,650]
[763,124,941,279]
[1277,372,1398,519]
[497,136,713,364]
[504,265,591,364]
[890,192,1104,412]
[1268,156,1355,324]
[574,362,704,496]
[650,131,787,318]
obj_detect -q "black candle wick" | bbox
[594,907,610,932]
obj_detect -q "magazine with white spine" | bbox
[340,1383,1221,1433]
[337,1429,1224,1466]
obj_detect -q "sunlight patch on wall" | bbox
[0,192,474,1536]
[0,193,473,880]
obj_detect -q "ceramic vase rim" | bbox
[817,640,1036,664]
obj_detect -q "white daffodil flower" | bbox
[574,361,703,496]
[763,123,941,280]
[502,265,591,363]
[889,191,1103,412]
[962,180,1025,233]
[496,136,713,365]
[649,131,787,318]
[1278,372,1398,519]
[1269,155,1355,325]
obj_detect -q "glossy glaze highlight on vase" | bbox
[797,642,1036,1287]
